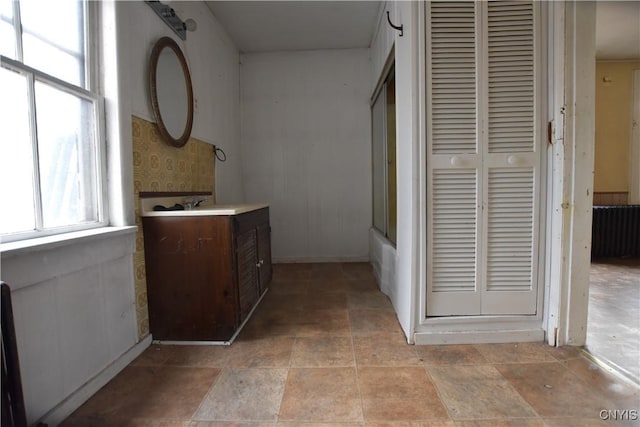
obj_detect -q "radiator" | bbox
[1,283,28,427]
[591,205,640,258]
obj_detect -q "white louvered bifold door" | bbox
[426,0,540,317]
[426,0,482,316]
[480,0,539,314]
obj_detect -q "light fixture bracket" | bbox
[145,1,187,41]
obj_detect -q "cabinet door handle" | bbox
[260,259,264,265]
[256,262,261,268]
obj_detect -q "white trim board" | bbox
[629,69,640,204]
[414,329,544,345]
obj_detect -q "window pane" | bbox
[35,81,98,228]
[386,75,397,244]
[0,0,16,58]
[371,89,385,233]
[20,0,85,86]
[0,67,36,234]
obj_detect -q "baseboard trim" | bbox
[38,335,152,426]
[414,329,545,345]
[273,256,369,263]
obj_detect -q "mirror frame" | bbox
[149,36,194,148]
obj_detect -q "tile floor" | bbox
[63,263,640,426]
[587,258,640,385]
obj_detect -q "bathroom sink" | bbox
[140,196,268,217]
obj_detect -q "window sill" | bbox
[0,226,137,258]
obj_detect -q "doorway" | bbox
[587,3,640,384]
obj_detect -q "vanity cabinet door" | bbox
[143,216,236,341]
[234,208,272,320]
[256,222,272,294]
[236,228,259,322]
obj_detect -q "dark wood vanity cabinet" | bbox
[142,207,271,342]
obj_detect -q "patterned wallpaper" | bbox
[132,115,216,338]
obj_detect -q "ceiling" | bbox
[596,1,640,60]
[204,1,639,59]
[204,1,381,53]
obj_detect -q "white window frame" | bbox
[371,63,397,245]
[0,0,108,243]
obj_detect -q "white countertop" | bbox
[140,196,268,217]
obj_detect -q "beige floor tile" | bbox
[349,309,403,336]
[416,345,487,366]
[340,262,375,280]
[354,335,422,366]
[130,344,177,367]
[495,362,614,418]
[542,417,622,427]
[303,279,349,294]
[344,279,380,293]
[473,343,556,364]
[544,345,584,361]
[358,367,448,421]
[279,368,363,422]
[62,418,193,426]
[454,420,544,427]
[294,309,352,337]
[239,319,299,340]
[278,423,363,427]
[366,423,455,427]
[347,291,394,311]
[272,263,315,281]
[291,336,355,367]
[191,422,276,427]
[228,337,295,368]
[67,366,220,421]
[193,368,288,421]
[309,263,346,281]
[268,279,312,296]
[164,345,231,367]
[290,292,349,310]
[428,365,537,420]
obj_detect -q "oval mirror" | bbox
[149,37,194,147]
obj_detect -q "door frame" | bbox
[544,0,596,347]
[629,69,640,204]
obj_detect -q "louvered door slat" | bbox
[487,0,534,154]
[432,170,477,292]
[486,169,534,292]
[430,1,477,154]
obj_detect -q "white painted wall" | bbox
[368,1,418,341]
[239,49,372,262]
[125,0,244,203]
[370,2,395,93]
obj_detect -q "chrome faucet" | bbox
[184,197,208,209]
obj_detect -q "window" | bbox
[0,0,105,242]
[372,66,397,244]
